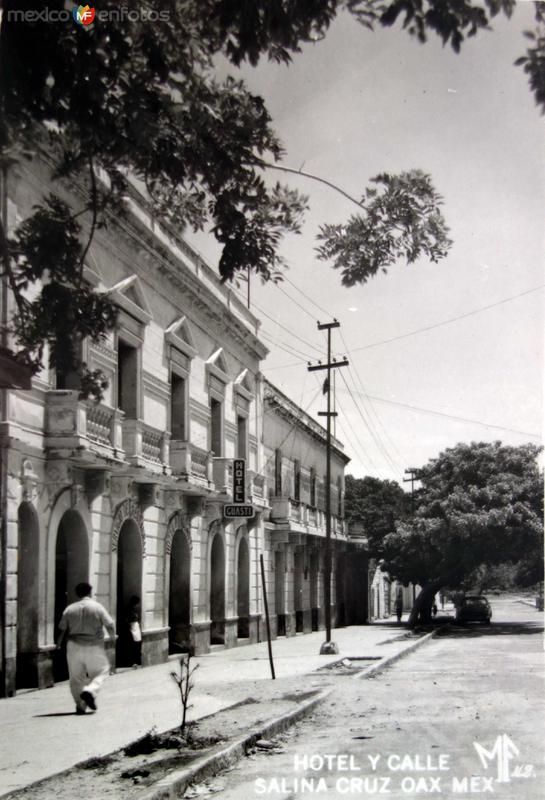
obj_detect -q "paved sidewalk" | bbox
[0,619,444,797]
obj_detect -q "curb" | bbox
[353,627,439,680]
[138,687,333,800]
[140,630,442,799]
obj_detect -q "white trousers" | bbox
[66,640,110,710]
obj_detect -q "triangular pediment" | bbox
[234,368,254,400]
[206,347,229,383]
[83,251,104,288]
[165,315,197,358]
[107,275,152,324]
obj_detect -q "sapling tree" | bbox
[170,654,199,737]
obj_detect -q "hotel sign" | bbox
[224,458,254,518]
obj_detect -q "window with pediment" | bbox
[165,316,196,443]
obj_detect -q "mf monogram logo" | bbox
[473,734,519,783]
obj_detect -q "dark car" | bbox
[455,595,492,625]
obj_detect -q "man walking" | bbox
[56,582,116,714]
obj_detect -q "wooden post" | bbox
[260,553,275,680]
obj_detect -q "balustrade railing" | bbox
[170,441,213,485]
[123,419,169,473]
[212,457,233,494]
[45,391,124,460]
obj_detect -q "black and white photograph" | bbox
[0,1,543,799]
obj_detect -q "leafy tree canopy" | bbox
[0,0,542,394]
[344,474,409,556]
[381,442,544,599]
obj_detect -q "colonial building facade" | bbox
[0,155,360,698]
[1,154,270,696]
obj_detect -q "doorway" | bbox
[54,510,89,681]
[116,519,142,667]
[236,535,250,639]
[210,531,225,644]
[16,503,40,689]
[169,529,191,654]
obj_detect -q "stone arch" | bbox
[53,509,90,681]
[46,488,93,647]
[274,547,286,636]
[294,548,305,633]
[335,552,346,627]
[309,549,320,631]
[235,526,250,639]
[16,502,40,689]
[166,511,192,654]
[165,511,191,556]
[208,520,226,645]
[111,498,146,554]
[115,518,143,667]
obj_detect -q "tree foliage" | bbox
[316,171,452,286]
[344,474,409,556]
[381,442,544,598]
[0,0,542,393]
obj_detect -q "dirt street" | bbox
[199,596,544,800]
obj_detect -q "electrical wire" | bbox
[339,328,406,473]
[307,371,382,477]
[260,329,315,362]
[336,389,543,440]
[338,368,402,479]
[261,384,324,471]
[349,284,545,353]
[263,277,403,477]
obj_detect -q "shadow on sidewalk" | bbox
[437,620,543,638]
[33,712,81,718]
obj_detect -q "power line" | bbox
[339,328,405,474]
[338,368,401,479]
[261,384,324,471]
[350,284,545,353]
[335,395,383,476]
[231,287,326,357]
[260,329,315,362]
[284,276,330,318]
[275,283,318,323]
[257,281,545,369]
[337,389,542,439]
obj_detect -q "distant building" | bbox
[263,380,367,634]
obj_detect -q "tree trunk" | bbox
[407,583,441,628]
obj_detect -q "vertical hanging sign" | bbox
[233,458,246,503]
[225,458,254,516]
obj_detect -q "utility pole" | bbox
[403,467,420,605]
[308,319,349,655]
[403,467,420,514]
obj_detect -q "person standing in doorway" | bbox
[56,582,115,714]
[127,595,142,668]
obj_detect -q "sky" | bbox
[188,2,544,485]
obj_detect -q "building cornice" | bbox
[263,379,350,465]
[19,144,269,366]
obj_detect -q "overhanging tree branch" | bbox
[259,160,365,208]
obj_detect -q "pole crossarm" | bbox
[308,359,349,372]
[317,320,341,331]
